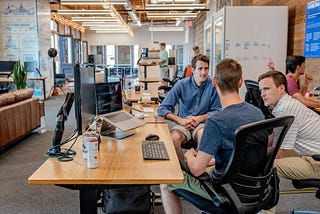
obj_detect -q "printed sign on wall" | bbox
[305,0,320,58]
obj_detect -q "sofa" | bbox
[0,88,44,151]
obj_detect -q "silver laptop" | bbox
[95,81,145,131]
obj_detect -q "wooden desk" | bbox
[130,103,165,123]
[124,89,159,102]
[0,77,13,82]
[28,123,183,214]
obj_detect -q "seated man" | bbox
[157,54,221,161]
[160,58,266,214]
[285,55,320,108]
[258,70,320,180]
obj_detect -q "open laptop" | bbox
[95,81,145,131]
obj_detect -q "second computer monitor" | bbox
[95,81,122,116]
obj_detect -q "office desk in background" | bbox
[28,123,183,214]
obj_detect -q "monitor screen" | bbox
[95,81,122,115]
[74,64,96,134]
[0,61,16,76]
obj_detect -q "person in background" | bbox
[157,54,221,161]
[160,58,267,214]
[158,42,169,86]
[193,46,200,55]
[258,70,320,181]
[285,55,320,108]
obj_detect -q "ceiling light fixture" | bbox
[71,17,118,22]
[176,19,182,26]
[57,10,112,15]
[96,30,129,33]
[156,0,197,2]
[82,22,122,26]
[60,0,105,5]
[90,26,125,30]
[145,3,206,10]
[60,0,128,5]
[149,26,184,31]
[147,12,198,18]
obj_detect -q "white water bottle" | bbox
[87,137,98,168]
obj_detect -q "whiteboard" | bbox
[218,6,288,98]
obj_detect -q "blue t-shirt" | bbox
[198,102,267,180]
[157,77,221,118]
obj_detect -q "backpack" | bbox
[101,185,155,214]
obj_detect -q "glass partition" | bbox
[213,16,223,76]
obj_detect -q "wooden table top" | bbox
[28,123,183,185]
[138,78,161,83]
[0,77,13,82]
[130,103,165,123]
[27,76,48,80]
[124,89,159,102]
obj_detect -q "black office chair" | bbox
[244,79,274,119]
[290,173,320,214]
[174,115,294,214]
[158,66,187,103]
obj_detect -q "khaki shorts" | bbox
[172,123,205,142]
[160,66,169,79]
[167,166,214,200]
[275,156,320,180]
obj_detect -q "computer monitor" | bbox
[95,81,122,115]
[74,64,97,135]
[0,61,16,77]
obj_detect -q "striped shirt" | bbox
[273,94,320,156]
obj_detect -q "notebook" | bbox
[95,82,145,131]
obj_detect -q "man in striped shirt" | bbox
[258,70,320,180]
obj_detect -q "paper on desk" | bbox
[143,107,154,113]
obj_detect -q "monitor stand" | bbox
[99,119,134,139]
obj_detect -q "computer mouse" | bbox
[145,134,159,141]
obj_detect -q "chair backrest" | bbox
[244,79,274,119]
[210,115,294,213]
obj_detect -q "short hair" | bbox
[286,55,305,73]
[160,42,166,47]
[258,70,288,93]
[193,46,199,51]
[191,54,209,69]
[215,58,242,93]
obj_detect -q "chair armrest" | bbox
[158,86,172,91]
[162,78,171,82]
[179,159,229,207]
[179,159,209,180]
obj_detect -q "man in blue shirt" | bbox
[160,58,266,214]
[157,54,221,161]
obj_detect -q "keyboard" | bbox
[142,141,170,160]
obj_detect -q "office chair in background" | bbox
[244,79,274,119]
[174,115,294,214]
[290,171,320,214]
[158,66,188,103]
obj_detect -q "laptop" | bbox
[99,119,135,139]
[95,81,145,131]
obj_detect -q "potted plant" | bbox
[12,61,27,90]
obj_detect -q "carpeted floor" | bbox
[0,94,319,214]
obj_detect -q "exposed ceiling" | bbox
[50,0,208,34]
